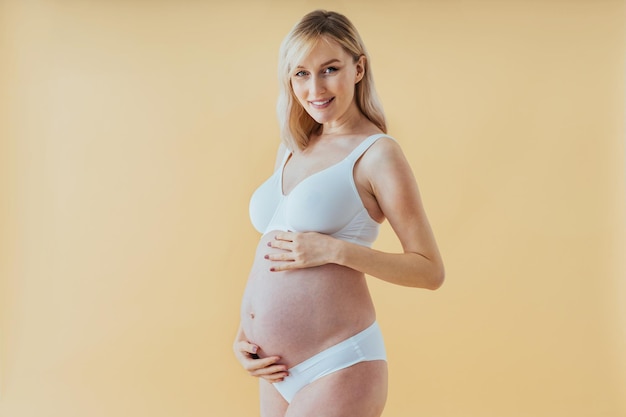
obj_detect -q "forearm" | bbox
[266,230,444,288]
[334,239,444,289]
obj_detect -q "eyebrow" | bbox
[295,59,341,69]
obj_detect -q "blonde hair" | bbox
[277,10,387,150]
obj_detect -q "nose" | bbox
[310,75,326,97]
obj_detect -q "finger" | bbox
[273,231,294,242]
[235,341,259,356]
[243,355,282,372]
[270,260,303,272]
[260,371,289,382]
[249,363,289,377]
[267,239,291,251]
[265,253,295,262]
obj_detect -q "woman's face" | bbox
[290,38,364,127]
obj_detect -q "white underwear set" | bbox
[249,134,391,403]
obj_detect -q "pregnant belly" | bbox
[240,232,376,368]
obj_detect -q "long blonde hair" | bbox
[277,10,387,150]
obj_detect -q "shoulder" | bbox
[359,135,416,186]
[362,135,406,167]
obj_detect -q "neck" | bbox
[319,102,365,137]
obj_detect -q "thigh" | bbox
[285,360,388,417]
[260,379,289,417]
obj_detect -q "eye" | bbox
[323,66,339,74]
[293,70,308,78]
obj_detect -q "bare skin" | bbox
[240,232,377,369]
[234,36,444,417]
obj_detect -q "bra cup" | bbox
[285,162,363,234]
[249,172,282,233]
[249,134,393,245]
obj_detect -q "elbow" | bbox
[427,271,445,290]
[424,263,445,291]
[405,267,444,290]
[405,253,445,290]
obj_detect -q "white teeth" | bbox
[312,99,331,105]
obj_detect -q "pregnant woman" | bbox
[233,10,444,417]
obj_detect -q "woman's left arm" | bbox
[266,138,445,290]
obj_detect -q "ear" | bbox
[355,55,366,84]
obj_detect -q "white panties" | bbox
[272,321,387,403]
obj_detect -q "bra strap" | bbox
[346,133,394,163]
[277,146,292,173]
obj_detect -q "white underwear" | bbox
[272,321,387,403]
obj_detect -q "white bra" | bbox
[249,134,391,247]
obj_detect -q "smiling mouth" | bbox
[309,97,335,108]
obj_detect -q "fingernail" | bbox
[269,267,275,272]
[267,242,271,247]
[264,255,269,259]
[251,345,257,354]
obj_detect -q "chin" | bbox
[308,112,333,125]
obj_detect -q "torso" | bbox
[241,132,388,368]
[240,234,376,368]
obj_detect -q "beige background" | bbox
[1,1,625,416]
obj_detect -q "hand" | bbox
[233,340,289,382]
[265,231,336,272]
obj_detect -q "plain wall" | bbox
[1,1,625,416]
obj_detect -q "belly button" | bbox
[249,312,255,319]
